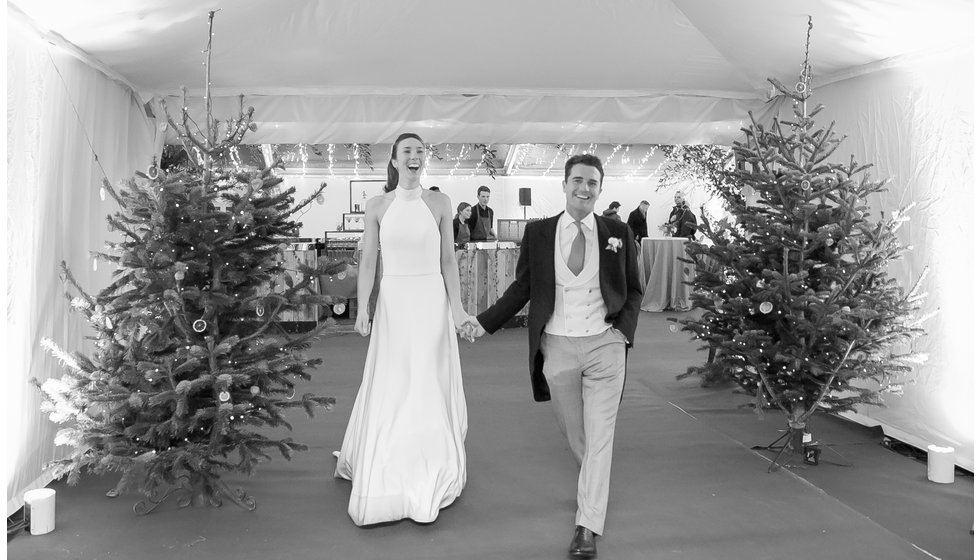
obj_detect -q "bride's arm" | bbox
[354,196,382,336]
[435,194,468,327]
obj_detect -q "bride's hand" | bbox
[355,311,371,337]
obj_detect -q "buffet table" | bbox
[639,237,694,312]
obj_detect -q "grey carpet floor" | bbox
[8,312,973,560]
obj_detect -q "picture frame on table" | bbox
[349,179,386,212]
[343,212,366,232]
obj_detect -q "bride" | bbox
[334,132,473,525]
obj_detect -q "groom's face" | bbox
[563,163,602,220]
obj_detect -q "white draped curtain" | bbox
[811,48,974,470]
[6,18,162,515]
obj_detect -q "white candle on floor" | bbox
[24,488,56,535]
[926,445,955,484]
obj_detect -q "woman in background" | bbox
[453,202,472,245]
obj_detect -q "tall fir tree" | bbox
[35,11,343,512]
[677,19,931,466]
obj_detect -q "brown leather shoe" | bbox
[568,525,597,558]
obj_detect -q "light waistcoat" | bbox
[544,213,611,337]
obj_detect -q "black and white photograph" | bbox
[5,2,975,559]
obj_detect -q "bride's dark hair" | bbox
[384,132,425,192]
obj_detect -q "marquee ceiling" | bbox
[194,142,675,178]
[9,0,971,145]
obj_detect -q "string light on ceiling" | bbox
[626,145,658,182]
[603,144,623,167]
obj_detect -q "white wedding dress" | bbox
[335,185,467,526]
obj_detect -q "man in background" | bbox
[467,185,496,241]
[667,191,698,239]
[627,200,649,244]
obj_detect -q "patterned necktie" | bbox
[568,221,585,275]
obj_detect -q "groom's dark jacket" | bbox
[477,213,643,402]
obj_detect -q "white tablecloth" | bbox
[639,237,693,312]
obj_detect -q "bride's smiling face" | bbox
[393,137,426,180]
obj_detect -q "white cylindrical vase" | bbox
[926,445,955,484]
[24,488,56,535]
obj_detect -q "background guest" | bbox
[467,185,496,241]
[601,200,622,222]
[667,191,698,239]
[453,202,472,245]
[626,200,649,243]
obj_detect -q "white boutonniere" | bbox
[605,237,623,253]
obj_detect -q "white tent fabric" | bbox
[5,20,162,515]
[5,0,974,514]
[811,50,974,469]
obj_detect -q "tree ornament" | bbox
[256,305,265,317]
[175,270,185,281]
[99,186,106,201]
[157,122,169,133]
[824,237,834,246]
[315,194,325,205]
[337,271,347,280]
[332,303,346,315]
[218,390,230,402]
[250,386,260,396]
[759,301,774,314]
[795,81,808,93]
[801,179,811,192]
[92,258,98,271]
[105,316,113,329]
[193,319,207,333]
[146,164,159,180]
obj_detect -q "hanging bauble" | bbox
[795,81,808,93]
[175,270,185,281]
[248,122,258,132]
[256,305,265,317]
[801,179,811,192]
[218,390,231,402]
[146,164,159,180]
[759,301,774,314]
[93,258,98,271]
[337,271,347,280]
[756,279,765,288]
[315,194,325,205]
[668,323,680,333]
[157,122,169,133]
[193,319,207,333]
[840,306,851,313]
[99,187,106,201]
[332,303,347,315]
[250,178,263,189]
[250,386,260,396]
[105,316,113,330]
[824,237,834,246]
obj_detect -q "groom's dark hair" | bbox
[564,154,604,185]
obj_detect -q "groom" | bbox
[466,154,642,558]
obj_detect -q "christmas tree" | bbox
[676,19,931,466]
[35,11,343,512]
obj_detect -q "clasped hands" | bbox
[456,316,486,343]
